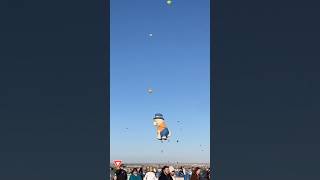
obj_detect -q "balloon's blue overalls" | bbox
[160,128,169,139]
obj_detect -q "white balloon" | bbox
[166,0,172,5]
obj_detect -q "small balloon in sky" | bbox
[166,0,173,5]
[147,88,153,94]
[149,33,153,37]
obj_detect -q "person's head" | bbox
[132,168,138,175]
[193,167,201,176]
[169,166,175,176]
[146,166,154,173]
[162,166,170,175]
[118,164,124,170]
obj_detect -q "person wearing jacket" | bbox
[190,167,201,180]
[138,167,144,180]
[115,165,128,180]
[205,168,210,180]
[159,166,173,180]
[129,168,142,180]
[178,167,184,177]
[143,167,157,180]
[183,168,190,180]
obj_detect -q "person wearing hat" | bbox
[169,166,176,180]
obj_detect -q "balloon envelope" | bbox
[166,0,172,5]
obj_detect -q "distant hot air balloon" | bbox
[166,0,173,5]
[147,88,153,94]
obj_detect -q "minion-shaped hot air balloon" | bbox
[153,113,171,141]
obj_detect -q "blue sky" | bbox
[110,0,210,163]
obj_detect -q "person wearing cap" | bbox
[169,166,176,180]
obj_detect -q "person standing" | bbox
[138,167,144,180]
[169,166,176,180]
[110,167,115,180]
[178,167,184,177]
[183,168,190,180]
[190,167,201,180]
[205,168,210,180]
[144,167,157,180]
[129,168,142,180]
[159,166,173,180]
[115,165,128,180]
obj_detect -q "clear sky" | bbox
[110,0,210,163]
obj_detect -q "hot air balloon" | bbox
[147,88,153,94]
[166,0,173,5]
[153,113,171,141]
